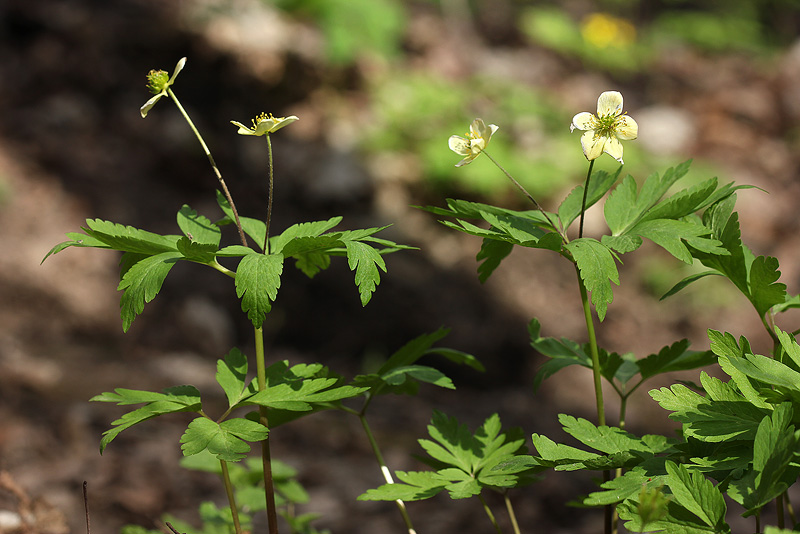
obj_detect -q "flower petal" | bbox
[455,155,476,167]
[603,136,624,163]
[614,115,638,140]
[449,135,470,156]
[580,130,605,161]
[597,91,623,117]
[170,57,187,84]
[470,118,488,139]
[571,112,596,132]
[230,120,257,135]
[269,115,299,133]
[140,94,163,118]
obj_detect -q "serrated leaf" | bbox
[584,467,662,506]
[180,417,269,461]
[632,219,726,264]
[530,318,592,390]
[42,231,111,262]
[269,217,343,254]
[381,365,454,389]
[245,379,366,412]
[565,238,619,321]
[118,252,182,332]
[604,161,692,236]
[235,252,284,327]
[558,415,661,456]
[216,348,249,408]
[476,238,513,283]
[357,471,447,501]
[637,340,716,381]
[530,433,603,471]
[177,205,221,246]
[748,255,786,318]
[722,352,800,393]
[83,219,181,254]
[177,236,218,263]
[664,461,727,529]
[344,240,386,306]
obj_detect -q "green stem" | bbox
[167,88,248,248]
[358,409,417,534]
[778,490,786,529]
[264,134,274,254]
[579,160,595,239]
[576,268,605,427]
[478,493,503,534]
[220,460,244,534]
[255,326,279,534]
[503,491,521,534]
[483,150,564,239]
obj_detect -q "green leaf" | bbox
[246,378,366,412]
[235,252,284,327]
[664,461,727,529]
[637,340,716,381]
[748,255,786,318]
[558,167,622,230]
[216,348,249,408]
[559,414,670,456]
[118,252,182,332]
[381,365,454,389]
[476,238,513,283]
[604,161,692,236]
[529,318,592,391]
[584,467,663,506]
[660,270,722,300]
[732,404,797,515]
[722,352,800,393]
[83,219,181,255]
[530,433,603,471]
[176,237,218,263]
[177,205,221,246]
[91,386,202,453]
[632,219,726,264]
[215,190,267,249]
[269,217,343,254]
[344,240,386,306]
[180,417,269,461]
[565,238,619,321]
[357,471,447,501]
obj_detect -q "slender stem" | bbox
[503,491,521,534]
[576,268,605,427]
[785,491,797,525]
[755,509,761,534]
[478,493,503,534]
[220,460,243,534]
[264,134,274,254]
[255,326,279,534]
[483,150,563,239]
[166,88,248,248]
[358,411,417,534]
[578,160,595,239]
[778,490,786,529]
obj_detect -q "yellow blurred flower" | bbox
[570,91,638,164]
[448,118,499,167]
[581,13,636,48]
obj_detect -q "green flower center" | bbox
[146,70,170,95]
[594,113,621,137]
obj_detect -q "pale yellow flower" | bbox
[140,57,186,118]
[231,113,299,136]
[570,91,638,164]
[448,118,499,167]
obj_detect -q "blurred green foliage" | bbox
[270,0,406,64]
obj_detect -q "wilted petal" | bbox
[571,112,596,132]
[470,118,487,138]
[230,120,257,135]
[169,57,187,84]
[580,130,605,161]
[603,136,624,163]
[454,156,474,167]
[140,94,163,118]
[614,115,638,140]
[597,91,623,117]
[449,135,471,156]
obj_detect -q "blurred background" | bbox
[1,0,800,533]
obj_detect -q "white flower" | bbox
[448,118,499,167]
[231,113,299,136]
[570,91,638,163]
[140,57,187,118]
